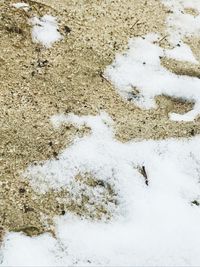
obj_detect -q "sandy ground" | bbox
[0,0,200,236]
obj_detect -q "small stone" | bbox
[64,26,71,34]
[61,210,66,215]
[192,200,199,206]
[19,188,26,194]
[48,141,53,146]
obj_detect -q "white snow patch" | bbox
[162,0,200,44]
[12,2,30,11]
[30,15,62,48]
[0,232,70,267]
[23,112,116,193]
[165,42,198,63]
[0,113,196,266]
[105,34,200,121]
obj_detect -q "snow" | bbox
[162,0,200,44]
[1,112,198,266]
[30,15,62,48]
[12,2,30,11]
[52,122,200,266]
[105,33,200,121]
[0,232,61,266]
[105,0,200,122]
[165,42,198,64]
[12,3,62,47]
[24,113,116,192]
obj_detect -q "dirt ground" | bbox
[0,0,200,236]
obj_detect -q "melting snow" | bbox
[105,33,200,121]
[162,0,200,44]
[105,0,200,122]
[12,2,30,11]
[30,15,62,48]
[0,233,60,267]
[1,113,200,266]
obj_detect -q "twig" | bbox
[158,35,168,44]
[130,19,140,30]
[139,165,149,186]
[99,71,112,85]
